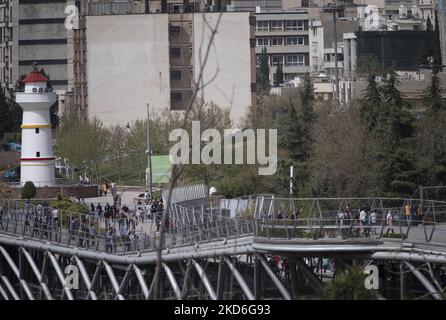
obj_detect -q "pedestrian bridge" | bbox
[0,194,445,300]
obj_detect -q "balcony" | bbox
[256,45,309,54]
[255,29,309,37]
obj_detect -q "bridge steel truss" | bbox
[1,195,446,300]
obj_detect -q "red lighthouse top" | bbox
[22,71,49,84]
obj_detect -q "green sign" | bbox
[150,155,172,184]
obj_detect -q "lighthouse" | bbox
[15,68,57,187]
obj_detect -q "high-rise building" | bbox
[0,0,68,98]
[255,9,311,84]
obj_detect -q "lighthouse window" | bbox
[35,128,40,134]
[36,152,40,158]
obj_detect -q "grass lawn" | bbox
[100,155,146,186]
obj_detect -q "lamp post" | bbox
[324,4,345,111]
[146,103,153,197]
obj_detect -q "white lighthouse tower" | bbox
[15,68,57,187]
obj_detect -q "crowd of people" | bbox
[273,201,435,239]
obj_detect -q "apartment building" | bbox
[85,12,255,127]
[0,0,68,98]
[439,0,446,65]
[255,10,311,84]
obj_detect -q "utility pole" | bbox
[146,103,153,197]
[324,4,344,111]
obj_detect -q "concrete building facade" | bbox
[438,0,446,65]
[0,0,69,98]
[255,10,311,84]
[85,12,255,127]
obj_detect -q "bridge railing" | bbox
[254,214,446,243]
[0,199,153,253]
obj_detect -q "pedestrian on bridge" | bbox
[385,210,394,236]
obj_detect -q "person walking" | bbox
[359,208,367,236]
[370,210,377,235]
[386,210,394,236]
[404,203,411,226]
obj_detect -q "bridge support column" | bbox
[254,256,262,300]
[289,257,299,300]
[216,256,226,299]
[400,263,406,300]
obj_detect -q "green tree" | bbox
[274,62,284,86]
[323,266,377,300]
[21,181,36,200]
[417,64,446,187]
[108,125,128,182]
[0,91,21,139]
[181,101,232,188]
[258,47,270,94]
[360,73,381,131]
[374,69,417,196]
[277,75,316,196]
[433,10,443,69]
[299,74,316,154]
[55,116,108,182]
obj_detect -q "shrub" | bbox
[323,266,377,300]
[56,192,63,201]
[0,183,13,199]
[21,181,36,199]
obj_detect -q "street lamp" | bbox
[323,3,345,111]
[146,103,153,198]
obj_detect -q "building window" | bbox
[286,37,305,45]
[270,20,283,31]
[171,70,181,81]
[35,128,39,134]
[170,47,181,58]
[256,20,268,31]
[297,20,304,31]
[287,55,305,66]
[169,25,181,33]
[257,37,269,46]
[285,20,298,31]
[171,92,182,103]
[271,37,283,46]
[272,55,284,66]
[36,152,40,158]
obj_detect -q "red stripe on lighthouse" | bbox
[21,157,55,161]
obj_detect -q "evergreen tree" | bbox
[426,15,432,32]
[279,98,302,160]
[277,74,316,195]
[374,69,417,196]
[298,74,316,161]
[417,62,446,187]
[433,10,443,69]
[258,47,270,93]
[360,73,381,131]
[275,62,284,86]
